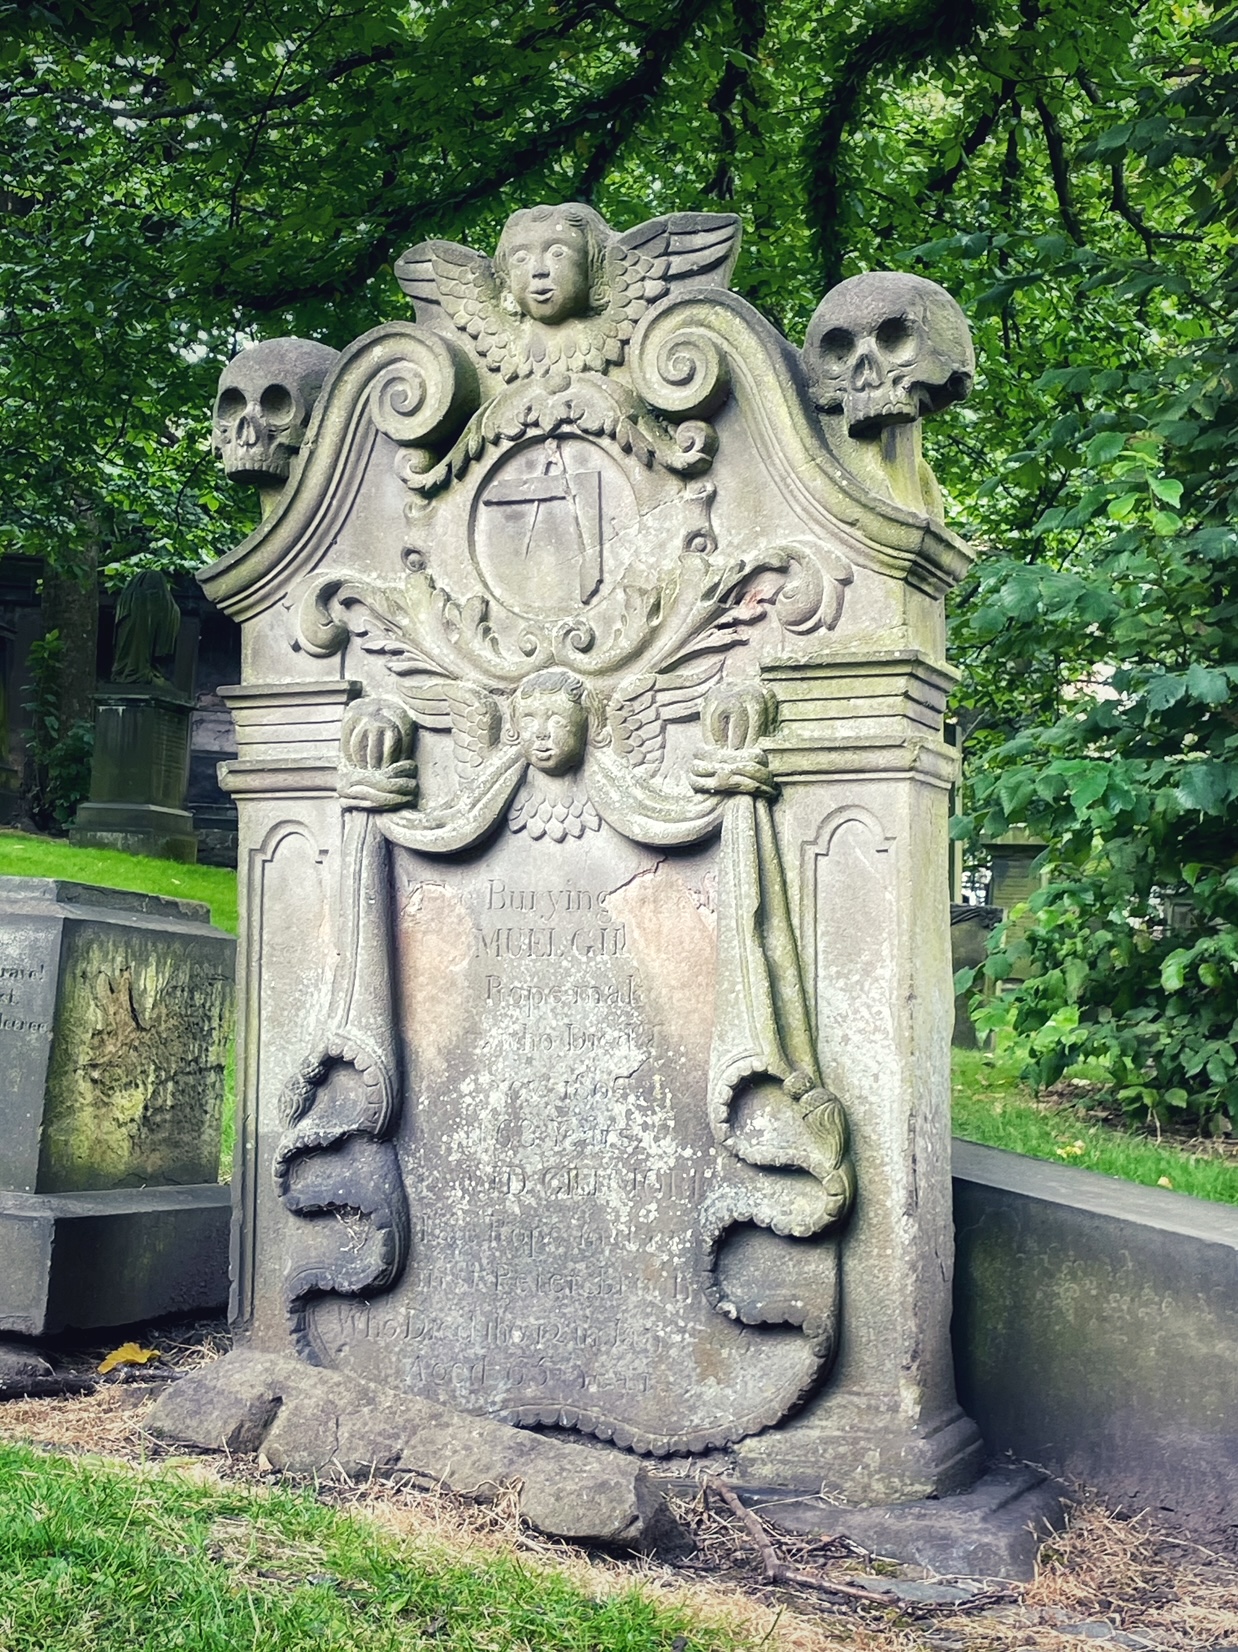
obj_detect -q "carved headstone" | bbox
[190,205,984,1502]
[70,573,198,862]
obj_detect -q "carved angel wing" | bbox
[606,659,724,774]
[398,676,504,783]
[394,239,523,381]
[619,212,742,289]
[592,212,741,371]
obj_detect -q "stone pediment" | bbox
[201,286,971,629]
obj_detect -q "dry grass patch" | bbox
[0,1348,1235,1652]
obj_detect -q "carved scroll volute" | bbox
[366,326,481,479]
[802,271,974,520]
[627,298,732,475]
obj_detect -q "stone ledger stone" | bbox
[190,202,987,1510]
[147,1350,688,1552]
[0,877,233,1333]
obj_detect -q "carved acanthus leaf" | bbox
[403,376,717,500]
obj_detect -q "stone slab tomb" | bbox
[0,877,233,1332]
[155,203,1025,1540]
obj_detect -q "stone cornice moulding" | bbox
[628,291,974,600]
[200,324,477,623]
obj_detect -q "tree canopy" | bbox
[3,0,1237,1124]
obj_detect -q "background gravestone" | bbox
[170,204,996,1510]
[0,876,233,1332]
[71,570,198,862]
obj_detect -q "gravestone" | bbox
[71,571,198,862]
[155,205,1026,1533]
[0,876,233,1332]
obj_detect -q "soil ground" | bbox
[0,1320,1235,1652]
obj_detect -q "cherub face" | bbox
[500,219,591,325]
[514,690,588,774]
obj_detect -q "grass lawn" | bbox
[952,1045,1238,1205]
[0,1442,729,1652]
[0,831,237,935]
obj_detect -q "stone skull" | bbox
[803,272,974,439]
[212,337,340,488]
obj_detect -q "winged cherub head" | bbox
[494,204,610,326]
[510,668,593,774]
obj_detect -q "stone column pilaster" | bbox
[219,679,357,1336]
[732,650,985,1501]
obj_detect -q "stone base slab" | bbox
[70,802,198,862]
[731,1397,986,1503]
[953,1139,1238,1532]
[745,1463,1067,1581]
[147,1350,690,1555]
[0,1183,230,1336]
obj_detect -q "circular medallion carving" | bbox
[470,437,639,619]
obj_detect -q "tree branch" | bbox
[27,42,402,124]
[1034,95,1086,244]
[218,9,710,310]
[707,0,768,200]
[1075,70,1157,254]
[804,0,989,291]
[926,80,1013,194]
[575,0,712,201]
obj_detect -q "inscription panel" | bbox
[0,915,59,1192]
[309,823,823,1453]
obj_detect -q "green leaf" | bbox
[1148,476,1184,506]
[1176,763,1238,813]
[1144,674,1188,711]
[1186,663,1229,704]
[1161,951,1189,992]
[1086,431,1127,464]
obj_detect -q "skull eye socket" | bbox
[875,316,914,353]
[217,387,246,419]
[819,327,854,366]
[260,383,295,422]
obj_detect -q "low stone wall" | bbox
[952,1140,1238,1530]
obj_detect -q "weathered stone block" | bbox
[147,1350,688,1551]
[953,1140,1238,1531]
[0,1182,230,1335]
[71,687,197,861]
[0,876,233,1193]
[750,1464,1066,1582]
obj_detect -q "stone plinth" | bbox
[0,877,233,1331]
[186,207,988,1510]
[71,686,197,861]
[0,1183,230,1336]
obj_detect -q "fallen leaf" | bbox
[1157,1175,1173,1189]
[98,1341,161,1374]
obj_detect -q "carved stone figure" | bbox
[803,271,974,520]
[174,201,994,1518]
[212,337,340,513]
[804,271,974,436]
[111,570,181,685]
[396,204,739,385]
